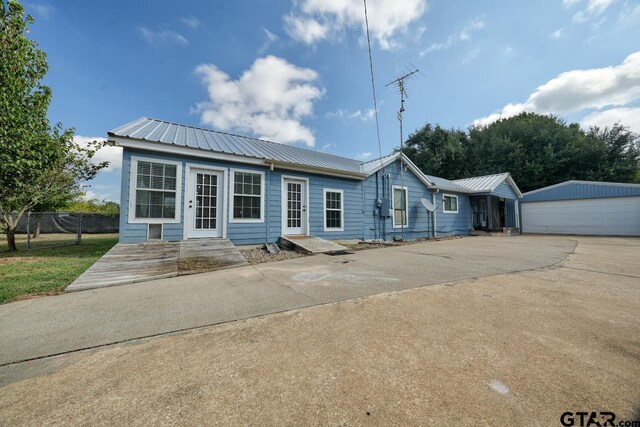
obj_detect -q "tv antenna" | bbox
[385,67,422,241]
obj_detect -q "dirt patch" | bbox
[240,247,307,265]
[345,235,464,251]
[0,257,38,266]
[8,290,65,303]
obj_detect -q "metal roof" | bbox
[360,153,397,174]
[522,180,640,196]
[452,173,510,192]
[425,175,472,193]
[109,117,364,174]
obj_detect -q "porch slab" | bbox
[280,235,350,254]
[66,238,248,292]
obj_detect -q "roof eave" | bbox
[109,135,367,179]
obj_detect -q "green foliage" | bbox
[0,0,108,250]
[403,112,640,193]
[66,199,120,215]
[0,234,119,303]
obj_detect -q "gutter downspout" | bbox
[432,189,439,238]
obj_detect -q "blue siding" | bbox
[362,159,471,240]
[120,149,474,244]
[434,191,473,236]
[120,148,365,245]
[492,182,518,199]
[523,181,640,202]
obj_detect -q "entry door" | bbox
[284,179,307,235]
[187,169,223,238]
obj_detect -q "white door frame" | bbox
[281,175,309,236]
[183,164,228,239]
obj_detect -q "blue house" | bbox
[109,117,522,245]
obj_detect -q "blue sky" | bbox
[25,0,640,202]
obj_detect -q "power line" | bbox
[362,0,384,169]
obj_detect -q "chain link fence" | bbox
[7,212,119,251]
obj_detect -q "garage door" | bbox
[522,197,640,236]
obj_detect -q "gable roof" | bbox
[453,173,523,197]
[425,175,473,193]
[109,117,365,177]
[522,179,640,197]
[360,152,434,188]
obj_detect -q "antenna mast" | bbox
[386,68,420,241]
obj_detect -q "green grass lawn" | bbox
[0,234,118,303]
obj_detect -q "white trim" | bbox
[363,153,435,188]
[442,193,459,214]
[323,188,344,232]
[147,223,163,241]
[183,163,227,239]
[522,179,640,197]
[128,156,182,224]
[391,185,409,229]
[229,168,266,224]
[515,199,520,229]
[281,175,310,235]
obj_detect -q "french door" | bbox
[186,168,223,238]
[283,178,307,235]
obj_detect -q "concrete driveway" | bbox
[0,235,638,425]
[0,236,575,368]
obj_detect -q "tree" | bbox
[403,124,470,180]
[403,113,640,193]
[66,199,120,215]
[0,1,106,251]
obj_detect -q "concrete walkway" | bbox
[0,236,576,368]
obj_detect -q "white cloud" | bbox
[552,28,563,39]
[474,51,640,126]
[356,152,373,160]
[74,136,122,172]
[26,3,54,20]
[462,47,480,64]
[194,56,324,147]
[284,0,427,49]
[180,16,200,29]
[581,107,640,134]
[326,108,375,121]
[284,15,329,45]
[420,18,485,56]
[138,26,188,45]
[568,0,615,22]
[259,28,279,53]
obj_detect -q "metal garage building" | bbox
[521,180,640,236]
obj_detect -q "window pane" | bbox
[233,173,262,219]
[165,165,176,178]
[164,177,176,191]
[137,161,151,176]
[394,188,405,206]
[151,163,164,176]
[137,174,150,189]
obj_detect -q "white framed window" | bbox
[323,189,344,231]
[229,169,265,223]
[443,194,459,213]
[129,157,182,224]
[392,185,408,228]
